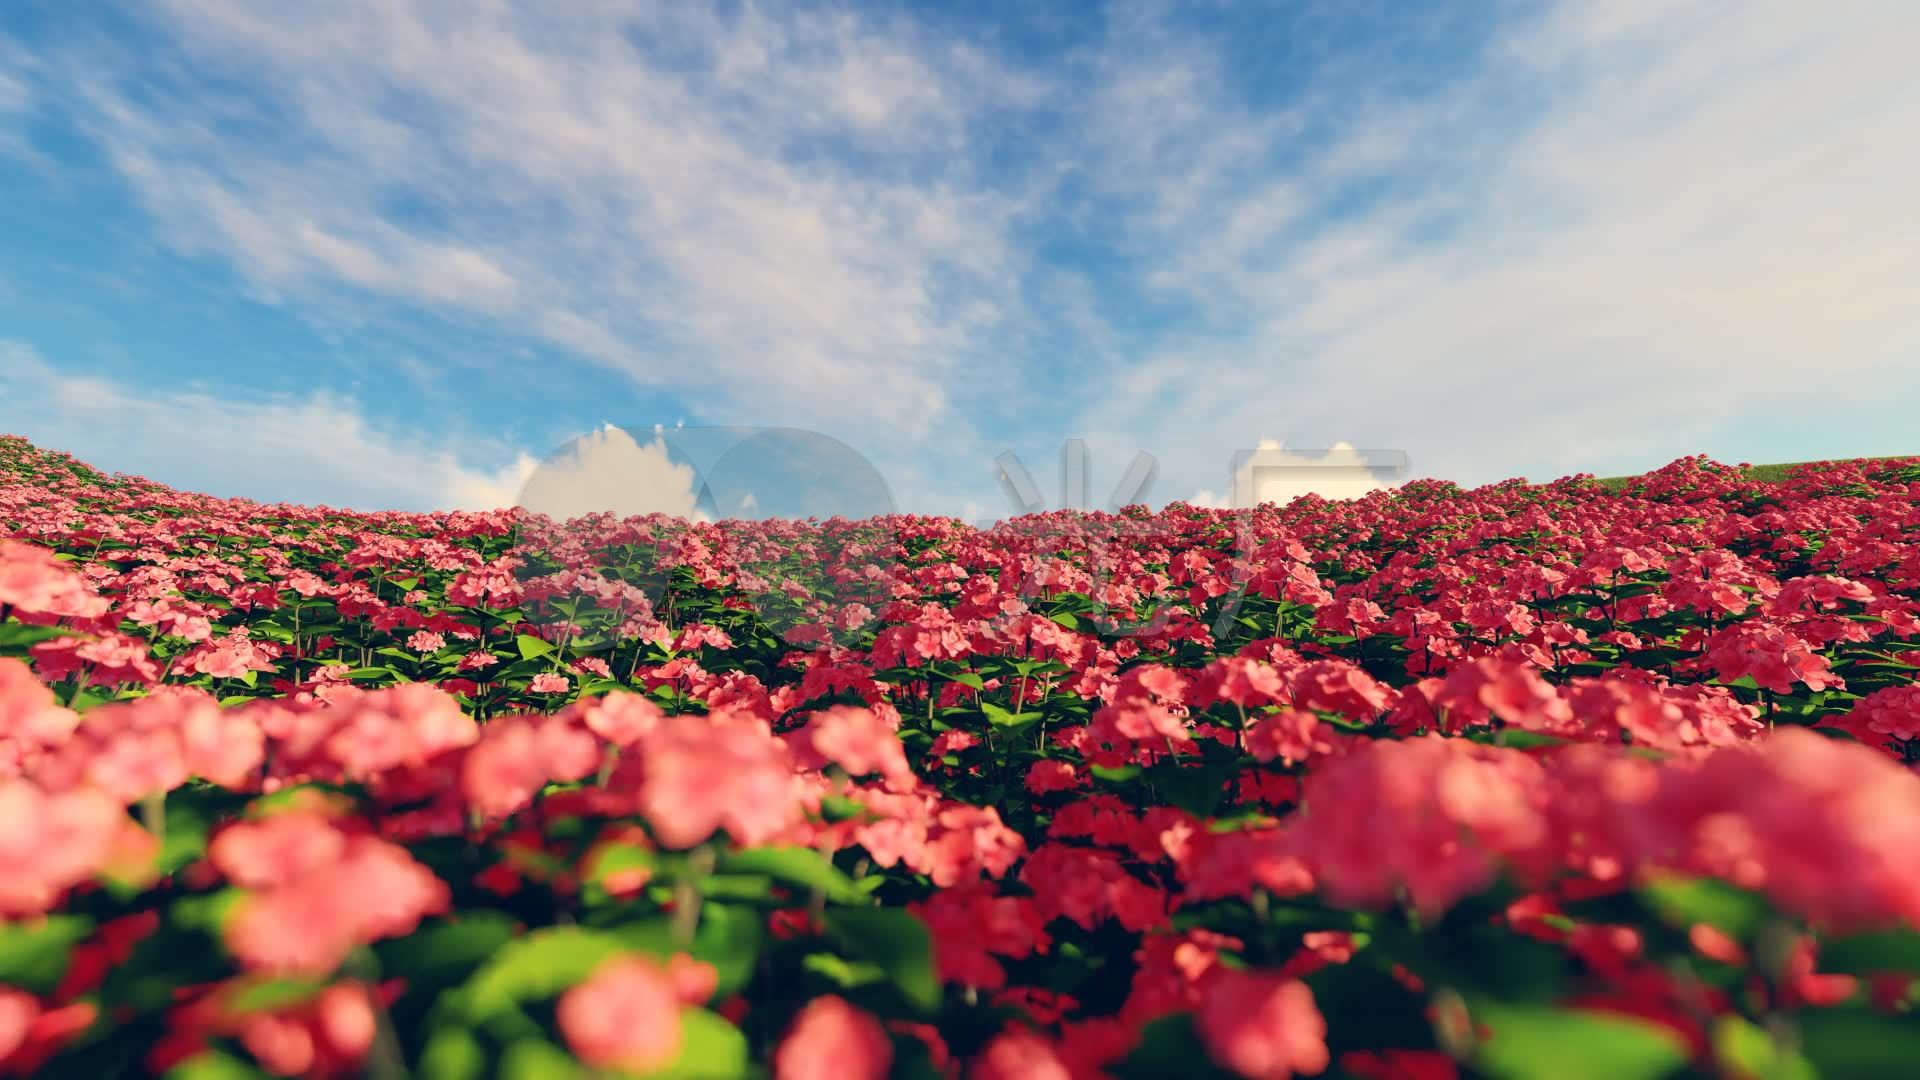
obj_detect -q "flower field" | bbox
[5,431,1920,1079]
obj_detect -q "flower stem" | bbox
[672,845,716,947]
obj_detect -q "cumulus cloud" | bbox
[511,424,706,523]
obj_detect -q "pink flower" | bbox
[1843,684,1920,746]
[319,683,479,780]
[638,712,801,849]
[215,812,449,975]
[0,657,78,778]
[1195,970,1330,1080]
[568,691,663,748]
[29,633,162,687]
[0,541,111,620]
[459,713,601,820]
[1290,737,1553,918]
[1024,760,1082,795]
[529,672,571,695]
[556,956,687,1073]
[1245,708,1329,766]
[774,995,892,1080]
[457,650,498,671]
[0,988,38,1064]
[1702,621,1844,695]
[208,812,349,889]
[792,706,916,791]
[970,1030,1073,1080]
[1435,657,1573,733]
[0,779,138,917]
[406,630,446,654]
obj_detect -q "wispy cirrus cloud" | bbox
[1064,0,1920,495]
[30,0,1048,439]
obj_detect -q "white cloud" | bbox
[1071,0,1920,489]
[36,0,1044,436]
[510,423,706,523]
[0,70,26,114]
[0,340,530,513]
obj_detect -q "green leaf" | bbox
[1111,1014,1237,1080]
[580,844,658,905]
[377,913,520,995]
[0,622,69,650]
[1471,1002,1690,1080]
[0,914,93,994]
[516,633,556,661]
[226,978,329,1014]
[459,927,624,1019]
[417,1029,488,1080]
[1798,1008,1920,1078]
[714,846,863,904]
[637,1009,750,1080]
[981,700,1043,733]
[1816,927,1920,977]
[153,796,217,876]
[1636,875,1772,940]
[612,904,765,999]
[824,907,942,1014]
[949,670,986,690]
[500,1039,587,1080]
[1047,612,1080,630]
[1492,729,1565,749]
[1303,956,1434,1056]
[818,795,875,823]
[171,889,245,935]
[1148,759,1236,818]
[1713,1016,1816,1080]
[801,952,890,992]
[163,1050,273,1080]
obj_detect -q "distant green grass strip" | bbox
[1590,456,1916,493]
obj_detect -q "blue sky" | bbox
[2,0,1917,522]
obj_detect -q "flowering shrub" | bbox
[3,432,1920,1078]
